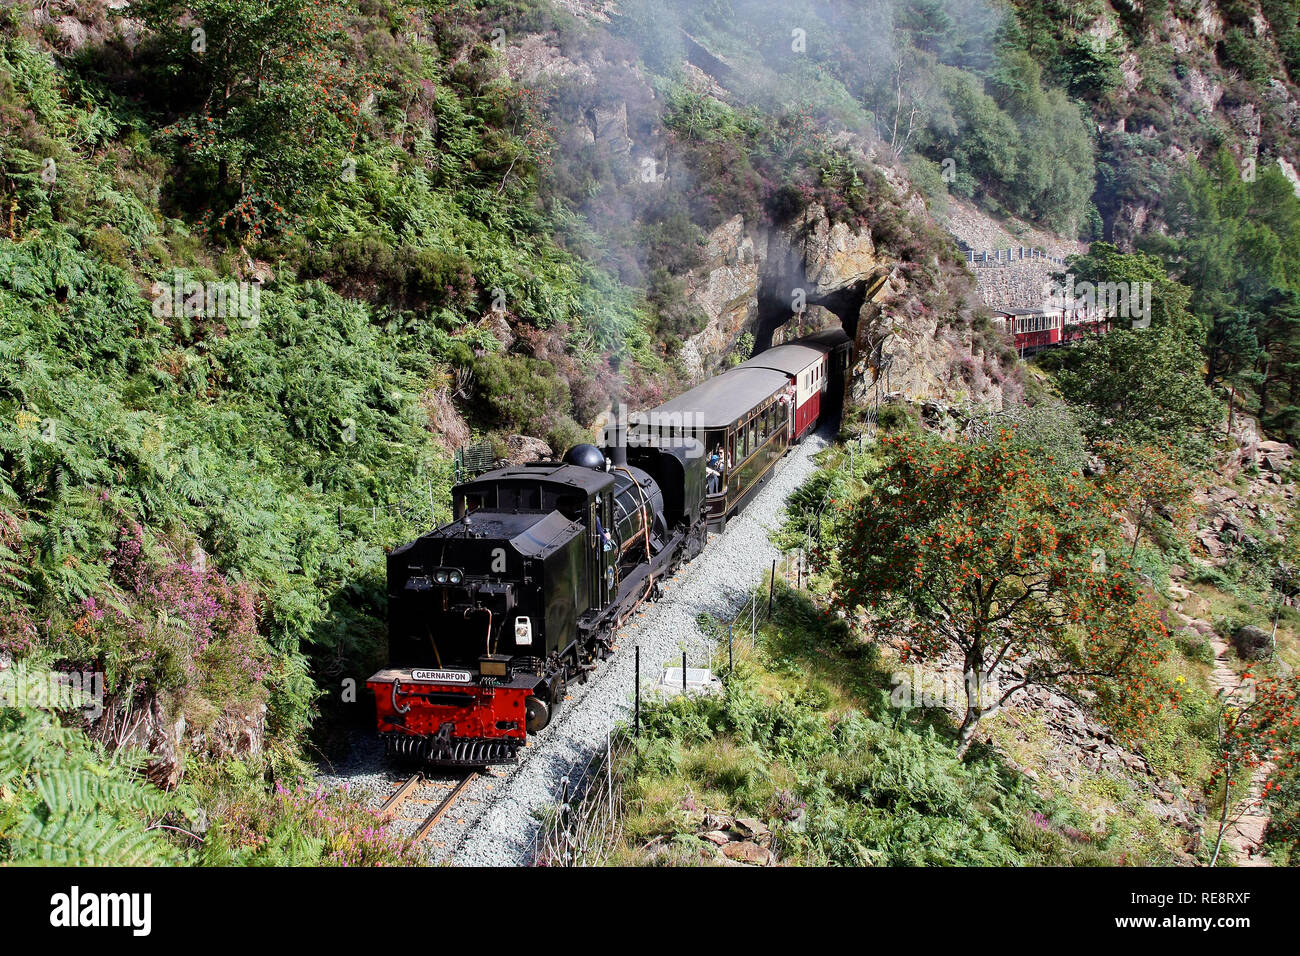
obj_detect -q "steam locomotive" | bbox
[366,330,852,765]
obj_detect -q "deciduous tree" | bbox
[829,430,1169,755]
[133,0,369,238]
[1094,440,1196,558]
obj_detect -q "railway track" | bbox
[379,772,479,847]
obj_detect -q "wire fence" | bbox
[532,725,636,866]
[965,246,1068,268]
[532,562,829,865]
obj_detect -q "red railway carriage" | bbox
[736,343,826,441]
[738,327,853,443]
[1062,307,1111,343]
[995,307,1064,353]
[994,303,1111,354]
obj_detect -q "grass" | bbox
[591,585,1193,866]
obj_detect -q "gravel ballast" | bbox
[318,425,831,865]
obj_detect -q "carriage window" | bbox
[465,491,490,512]
[749,418,757,453]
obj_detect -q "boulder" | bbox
[1261,453,1290,473]
[721,841,773,866]
[733,816,772,846]
[1197,530,1226,558]
[503,434,552,465]
[701,809,734,831]
[1231,625,1273,661]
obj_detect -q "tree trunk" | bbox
[955,713,979,758]
[955,658,984,758]
[1227,382,1236,442]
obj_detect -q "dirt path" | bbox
[1205,630,1272,867]
[1171,584,1272,866]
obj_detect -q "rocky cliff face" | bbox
[500,26,1017,419]
[1090,1,1300,245]
[675,202,1008,412]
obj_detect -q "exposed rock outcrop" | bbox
[1191,438,1296,563]
[91,694,267,789]
[673,202,1008,410]
[503,434,553,464]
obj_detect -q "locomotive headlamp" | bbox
[514,616,533,645]
[448,569,463,584]
[434,569,450,584]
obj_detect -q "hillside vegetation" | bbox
[0,0,998,862]
[3,0,1300,867]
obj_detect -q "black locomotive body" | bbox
[367,440,706,765]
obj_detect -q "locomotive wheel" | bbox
[526,695,551,733]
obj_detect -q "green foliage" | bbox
[1044,243,1222,452]
[1007,1,1125,98]
[0,229,458,735]
[1147,150,1300,444]
[0,0,672,763]
[647,0,1099,234]
[969,402,1092,477]
[132,0,366,240]
[471,352,586,452]
[0,664,177,865]
[609,589,1174,866]
[181,759,416,866]
[829,429,1171,745]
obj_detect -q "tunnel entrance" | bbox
[752,258,888,356]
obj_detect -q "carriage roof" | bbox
[635,367,790,430]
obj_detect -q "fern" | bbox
[0,665,177,865]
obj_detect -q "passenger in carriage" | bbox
[706,447,723,495]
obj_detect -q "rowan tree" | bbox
[1209,673,1300,865]
[828,429,1169,755]
[1093,440,1197,558]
